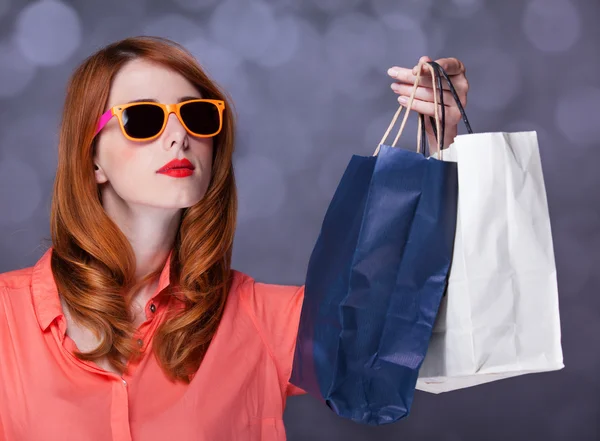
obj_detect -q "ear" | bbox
[93,162,108,185]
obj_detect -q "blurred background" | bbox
[0,0,598,440]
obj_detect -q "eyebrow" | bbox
[125,95,202,104]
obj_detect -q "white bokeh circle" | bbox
[555,86,600,146]
[0,158,43,225]
[14,0,82,67]
[523,0,581,52]
[234,155,287,221]
[0,40,36,98]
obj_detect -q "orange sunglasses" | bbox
[94,99,226,142]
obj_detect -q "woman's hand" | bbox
[387,56,469,150]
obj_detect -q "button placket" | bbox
[111,377,133,441]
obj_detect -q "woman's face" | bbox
[93,58,213,210]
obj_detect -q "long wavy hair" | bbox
[50,36,237,383]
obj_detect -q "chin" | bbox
[147,187,207,210]
[176,193,205,209]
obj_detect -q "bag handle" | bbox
[419,60,447,156]
[374,60,444,158]
[427,61,473,135]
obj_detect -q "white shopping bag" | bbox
[418,130,564,394]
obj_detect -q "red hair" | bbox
[50,36,237,382]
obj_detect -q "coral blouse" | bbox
[0,249,306,441]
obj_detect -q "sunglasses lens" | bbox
[180,101,221,136]
[122,104,164,139]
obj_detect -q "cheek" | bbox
[196,139,214,174]
[100,136,154,187]
[106,143,138,173]
[185,139,213,191]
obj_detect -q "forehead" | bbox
[107,58,201,106]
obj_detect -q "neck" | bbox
[101,191,182,283]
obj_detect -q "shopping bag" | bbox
[291,62,459,424]
[416,62,564,394]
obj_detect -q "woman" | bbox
[0,36,469,440]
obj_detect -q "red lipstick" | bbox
[157,158,195,178]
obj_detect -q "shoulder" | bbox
[0,266,34,291]
[228,270,305,393]
[0,267,34,308]
[228,269,304,352]
[0,266,35,327]
[228,270,304,320]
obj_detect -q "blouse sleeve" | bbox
[242,279,307,397]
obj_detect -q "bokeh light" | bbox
[14,0,82,67]
[0,2,597,438]
[523,0,581,52]
[555,86,600,146]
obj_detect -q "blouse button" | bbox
[137,339,144,347]
[149,303,156,313]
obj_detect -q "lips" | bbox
[157,158,195,174]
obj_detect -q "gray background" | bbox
[0,0,598,440]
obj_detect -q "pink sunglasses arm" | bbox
[95,109,114,136]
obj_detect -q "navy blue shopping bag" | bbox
[291,61,459,425]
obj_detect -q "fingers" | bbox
[390,82,465,107]
[396,97,463,126]
[388,56,469,123]
[388,66,469,99]
[411,57,465,76]
[388,66,453,92]
[433,57,466,76]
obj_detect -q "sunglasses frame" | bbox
[94,98,226,142]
